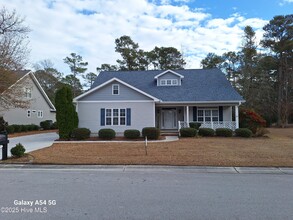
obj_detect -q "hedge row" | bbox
[98,127,160,140]
[6,124,40,134]
[180,127,253,138]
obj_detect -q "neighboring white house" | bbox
[74,69,245,135]
[1,70,56,125]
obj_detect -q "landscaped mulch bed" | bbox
[3,128,292,167]
[8,130,58,138]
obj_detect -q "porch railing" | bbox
[178,121,237,131]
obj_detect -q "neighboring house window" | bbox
[37,110,43,118]
[112,84,119,95]
[101,108,131,126]
[197,108,219,122]
[160,79,178,86]
[25,88,32,98]
[27,110,31,118]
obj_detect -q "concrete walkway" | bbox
[0,132,58,159]
[0,164,292,174]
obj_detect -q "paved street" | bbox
[0,132,58,159]
[0,166,292,220]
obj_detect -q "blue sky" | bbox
[1,0,293,76]
[170,0,293,19]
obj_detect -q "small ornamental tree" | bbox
[239,108,266,134]
[55,86,78,139]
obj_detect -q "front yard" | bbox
[3,128,293,166]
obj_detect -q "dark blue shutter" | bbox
[219,106,223,122]
[126,108,131,126]
[100,108,105,126]
[193,107,197,121]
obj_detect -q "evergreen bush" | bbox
[189,122,201,130]
[10,143,26,157]
[235,128,252,138]
[180,128,197,137]
[99,129,116,140]
[215,128,233,137]
[142,127,160,140]
[72,128,91,140]
[124,129,140,139]
[198,128,215,137]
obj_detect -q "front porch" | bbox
[156,104,240,131]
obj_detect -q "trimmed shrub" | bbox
[142,127,160,140]
[235,128,252,138]
[12,124,21,132]
[215,128,233,137]
[10,143,26,157]
[198,128,215,137]
[6,125,15,134]
[72,128,91,140]
[189,122,201,130]
[124,129,140,139]
[99,128,116,140]
[180,128,197,137]
[40,120,52,130]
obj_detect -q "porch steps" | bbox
[160,131,179,136]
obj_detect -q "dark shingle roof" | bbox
[92,68,244,102]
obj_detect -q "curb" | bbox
[0,164,292,175]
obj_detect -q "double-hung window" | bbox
[106,109,112,125]
[37,110,43,118]
[197,108,219,122]
[105,108,126,126]
[25,88,32,98]
[112,84,119,95]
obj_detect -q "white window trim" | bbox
[27,109,31,118]
[159,79,179,86]
[37,110,43,118]
[105,108,126,126]
[112,84,119,95]
[25,88,32,99]
[197,107,219,122]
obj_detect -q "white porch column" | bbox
[235,105,239,129]
[186,106,190,126]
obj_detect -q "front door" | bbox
[161,108,177,129]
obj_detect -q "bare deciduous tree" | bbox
[0,7,31,112]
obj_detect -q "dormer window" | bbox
[155,70,184,86]
[112,84,119,95]
[160,79,178,86]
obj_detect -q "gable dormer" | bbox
[154,70,184,86]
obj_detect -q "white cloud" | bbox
[1,0,268,75]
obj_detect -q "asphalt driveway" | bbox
[0,132,58,159]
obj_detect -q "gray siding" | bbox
[77,101,155,134]
[80,81,153,101]
[2,74,55,125]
